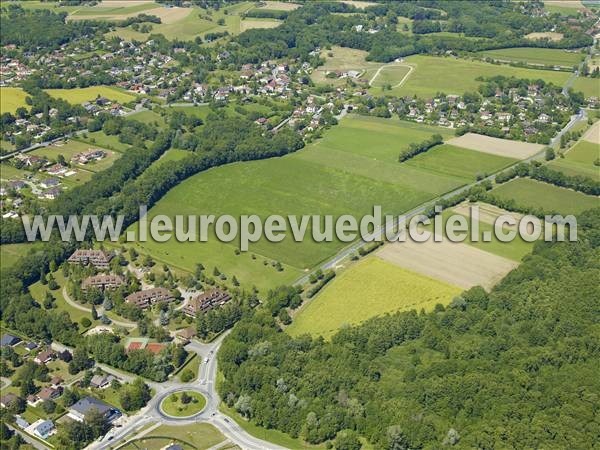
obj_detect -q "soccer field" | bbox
[287,257,461,339]
[127,115,518,290]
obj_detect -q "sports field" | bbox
[44,86,136,105]
[0,87,29,114]
[572,77,600,98]
[287,257,461,339]
[370,65,412,88]
[127,115,517,290]
[479,48,584,67]
[550,140,600,180]
[491,178,599,215]
[389,55,571,98]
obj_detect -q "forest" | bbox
[218,207,600,449]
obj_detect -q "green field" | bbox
[128,109,166,127]
[160,391,206,417]
[0,242,42,269]
[107,2,254,41]
[287,257,461,339]
[311,46,381,85]
[31,140,121,173]
[128,116,519,290]
[370,65,412,88]
[76,131,132,153]
[120,423,226,450]
[550,140,600,180]
[0,87,29,114]
[491,178,599,215]
[391,55,571,98]
[572,77,600,98]
[44,86,136,105]
[0,163,31,180]
[480,47,584,67]
[544,3,584,16]
[69,2,159,17]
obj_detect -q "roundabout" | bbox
[158,389,207,419]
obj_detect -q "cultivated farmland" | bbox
[377,237,519,291]
[447,133,544,159]
[240,18,282,32]
[44,86,136,105]
[128,115,512,289]
[491,178,599,215]
[479,47,584,67]
[0,87,29,114]
[287,257,461,339]
[389,55,572,98]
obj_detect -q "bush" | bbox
[80,317,92,328]
[180,369,194,383]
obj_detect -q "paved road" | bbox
[62,286,137,329]
[91,332,286,450]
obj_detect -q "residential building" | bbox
[27,419,56,439]
[125,287,174,309]
[68,396,121,423]
[90,374,115,389]
[1,393,19,408]
[68,249,114,268]
[0,333,21,347]
[183,288,231,316]
[81,274,124,291]
[34,350,56,365]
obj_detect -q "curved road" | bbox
[62,286,137,329]
[92,332,286,450]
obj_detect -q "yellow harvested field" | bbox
[148,6,192,24]
[377,238,518,291]
[240,19,282,32]
[341,0,378,9]
[258,1,300,10]
[447,133,544,159]
[452,202,523,230]
[525,32,564,41]
[582,121,600,145]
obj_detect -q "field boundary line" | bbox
[369,63,414,87]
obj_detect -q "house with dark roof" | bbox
[125,287,174,309]
[67,396,121,423]
[0,334,21,347]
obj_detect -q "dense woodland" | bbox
[219,208,600,449]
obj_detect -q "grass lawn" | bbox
[287,257,461,339]
[44,86,136,105]
[491,178,599,215]
[152,148,191,167]
[479,47,584,67]
[30,139,121,173]
[0,163,32,180]
[120,423,226,450]
[76,131,131,153]
[28,271,93,331]
[128,109,166,128]
[240,18,282,32]
[544,3,584,16]
[176,354,200,382]
[1,87,29,114]
[127,116,513,291]
[220,404,325,450]
[160,391,206,417]
[550,140,600,180]
[69,2,159,17]
[391,55,571,98]
[572,77,600,99]
[0,242,43,270]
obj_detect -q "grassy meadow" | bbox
[572,77,600,98]
[120,423,226,450]
[0,242,42,269]
[30,139,121,173]
[44,86,136,105]
[126,115,517,290]
[0,87,29,114]
[370,65,412,88]
[479,47,584,67]
[491,178,599,215]
[550,140,600,180]
[287,257,461,339]
[390,55,572,98]
[76,131,132,153]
